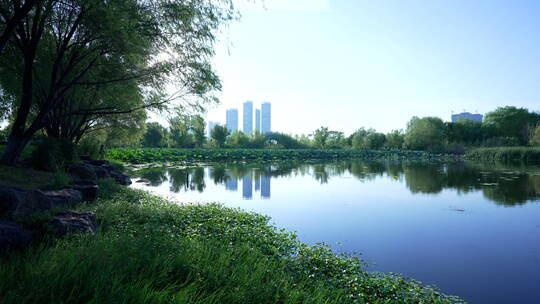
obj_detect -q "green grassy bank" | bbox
[107,148,457,164]
[465,147,540,162]
[0,179,464,304]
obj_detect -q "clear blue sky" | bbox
[206,0,540,135]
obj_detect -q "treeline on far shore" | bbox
[124,106,540,154]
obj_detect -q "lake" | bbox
[130,160,540,304]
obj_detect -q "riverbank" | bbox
[465,147,540,162]
[107,148,460,164]
[0,177,464,303]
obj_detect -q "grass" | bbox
[465,146,540,162]
[107,148,457,165]
[0,164,70,190]
[0,179,464,304]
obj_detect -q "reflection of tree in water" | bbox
[168,167,206,193]
[445,162,483,194]
[209,166,227,185]
[482,174,538,206]
[139,169,168,186]
[313,164,329,184]
[349,162,385,181]
[404,163,446,194]
[139,160,540,207]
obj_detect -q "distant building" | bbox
[451,112,483,123]
[261,102,271,134]
[207,121,219,137]
[226,108,238,132]
[255,109,261,133]
[243,101,253,134]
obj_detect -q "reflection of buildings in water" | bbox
[242,174,253,199]
[235,170,271,199]
[255,174,260,191]
[261,175,270,199]
[225,177,238,191]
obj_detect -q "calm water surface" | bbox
[130,160,540,304]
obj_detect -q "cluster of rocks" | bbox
[0,158,131,251]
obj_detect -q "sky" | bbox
[203,0,540,135]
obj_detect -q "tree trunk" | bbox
[1,134,30,164]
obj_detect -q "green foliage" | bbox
[77,137,103,159]
[313,127,347,149]
[267,132,308,149]
[226,131,250,148]
[44,171,72,190]
[210,125,229,148]
[0,182,463,304]
[484,106,540,145]
[465,147,540,162]
[404,116,446,151]
[31,138,78,171]
[106,148,452,164]
[384,130,405,149]
[143,122,169,148]
[226,131,267,149]
[529,124,540,146]
[351,128,386,150]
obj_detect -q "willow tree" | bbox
[0,0,236,164]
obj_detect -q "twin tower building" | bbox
[225,101,271,134]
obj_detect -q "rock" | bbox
[51,210,98,237]
[88,160,109,166]
[91,165,111,179]
[1,186,83,219]
[79,155,92,161]
[68,163,97,182]
[110,171,132,185]
[1,186,56,219]
[69,181,99,202]
[0,221,32,250]
[136,178,150,183]
[42,189,83,207]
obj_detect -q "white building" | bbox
[226,108,238,132]
[243,101,253,134]
[261,102,271,134]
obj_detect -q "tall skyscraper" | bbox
[255,109,261,133]
[261,102,271,134]
[226,108,238,132]
[207,121,218,137]
[243,101,253,134]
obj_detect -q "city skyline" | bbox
[206,0,540,134]
[208,101,272,136]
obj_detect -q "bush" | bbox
[31,138,78,171]
[77,137,103,159]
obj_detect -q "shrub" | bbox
[78,137,102,159]
[31,138,78,171]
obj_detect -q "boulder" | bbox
[0,221,32,250]
[51,210,98,237]
[1,187,58,219]
[69,181,99,202]
[42,189,83,207]
[91,165,111,179]
[79,155,92,161]
[68,163,97,182]
[0,186,83,219]
[88,160,109,166]
[110,171,132,185]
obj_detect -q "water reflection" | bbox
[131,160,540,206]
